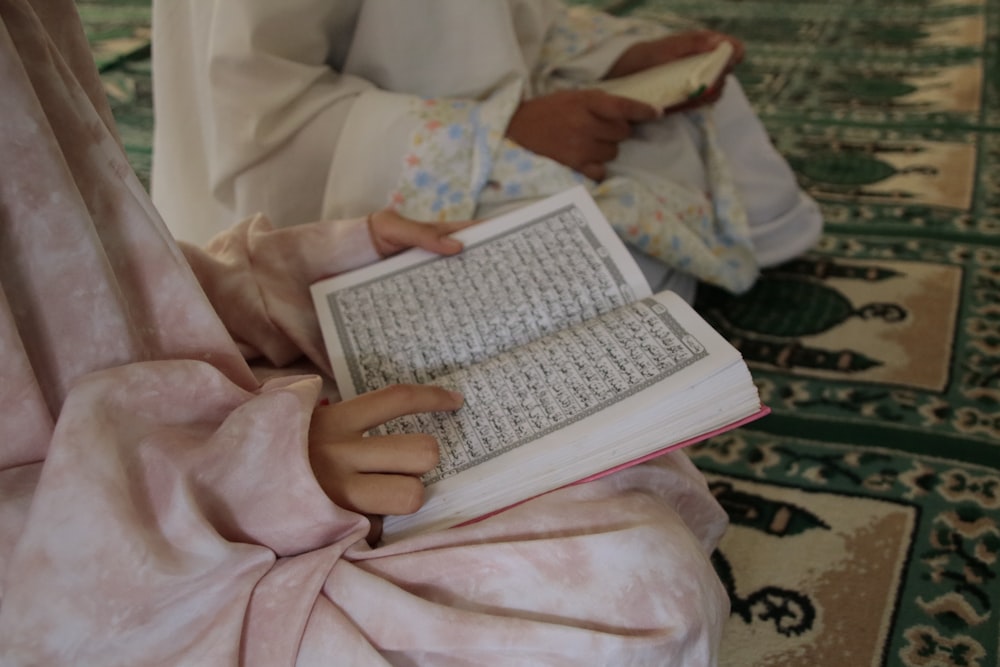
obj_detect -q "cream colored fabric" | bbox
[151,0,571,242]
[151,0,821,293]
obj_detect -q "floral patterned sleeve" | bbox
[390,5,759,293]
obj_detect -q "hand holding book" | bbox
[311,187,766,542]
[505,89,658,182]
[595,37,739,111]
[366,208,474,258]
[504,31,741,181]
[309,384,466,546]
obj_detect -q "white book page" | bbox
[311,187,651,399]
[380,289,742,483]
[381,290,757,540]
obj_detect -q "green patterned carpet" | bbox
[606,1,1000,665]
[79,0,153,188]
[84,1,999,665]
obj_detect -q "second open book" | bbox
[312,187,765,541]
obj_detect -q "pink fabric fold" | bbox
[182,213,380,373]
[0,2,731,664]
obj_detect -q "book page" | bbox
[312,187,651,398]
[380,290,759,539]
[378,291,740,485]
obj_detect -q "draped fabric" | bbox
[151,0,822,293]
[0,2,731,664]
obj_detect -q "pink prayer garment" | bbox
[0,1,730,664]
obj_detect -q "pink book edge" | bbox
[455,404,771,528]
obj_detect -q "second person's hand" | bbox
[506,89,658,182]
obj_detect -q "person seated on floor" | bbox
[0,1,731,664]
[150,0,823,302]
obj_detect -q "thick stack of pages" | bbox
[593,41,734,109]
[312,187,765,541]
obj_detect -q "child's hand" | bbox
[506,89,657,182]
[368,209,476,258]
[308,384,465,543]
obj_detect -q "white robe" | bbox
[151,0,822,295]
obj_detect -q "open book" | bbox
[593,41,733,109]
[311,187,765,541]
